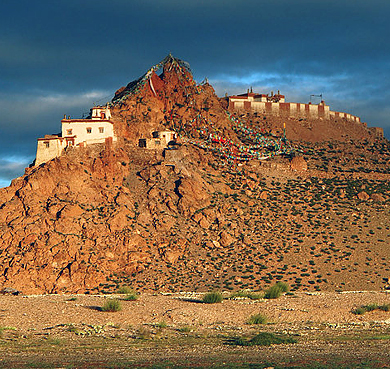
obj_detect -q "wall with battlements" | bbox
[228,92,362,124]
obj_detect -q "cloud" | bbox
[0,89,112,183]
[0,89,112,129]
[210,65,390,133]
[0,156,32,189]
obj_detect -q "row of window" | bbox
[43,127,107,148]
[66,127,105,135]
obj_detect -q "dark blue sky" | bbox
[1,0,389,186]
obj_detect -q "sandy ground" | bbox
[1,291,390,368]
[1,291,390,331]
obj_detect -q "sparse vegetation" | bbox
[118,288,139,301]
[202,291,223,304]
[0,326,16,338]
[101,298,122,312]
[177,326,193,333]
[352,303,390,315]
[228,332,297,346]
[155,321,168,328]
[264,282,289,299]
[116,286,136,295]
[247,313,268,325]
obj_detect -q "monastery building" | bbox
[35,106,116,166]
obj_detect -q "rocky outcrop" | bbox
[0,55,389,294]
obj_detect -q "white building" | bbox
[139,130,177,149]
[35,106,116,166]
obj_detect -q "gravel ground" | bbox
[0,291,390,368]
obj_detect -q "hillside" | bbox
[0,55,389,294]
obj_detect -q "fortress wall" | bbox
[230,99,359,122]
[330,111,361,123]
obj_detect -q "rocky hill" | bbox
[0,55,389,294]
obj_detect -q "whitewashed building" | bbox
[35,106,116,166]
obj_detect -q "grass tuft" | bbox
[116,286,134,294]
[202,291,223,304]
[155,321,167,328]
[352,303,390,315]
[123,291,139,301]
[264,282,289,299]
[101,298,122,312]
[247,313,268,325]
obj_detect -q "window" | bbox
[99,127,104,133]
[66,129,72,135]
[44,141,50,148]
[86,127,92,134]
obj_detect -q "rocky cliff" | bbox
[1,55,389,294]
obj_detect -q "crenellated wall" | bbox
[228,92,362,123]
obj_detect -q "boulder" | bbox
[357,191,370,201]
[290,156,308,171]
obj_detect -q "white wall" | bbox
[36,137,66,166]
[91,106,112,120]
[61,120,116,146]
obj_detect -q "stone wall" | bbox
[229,94,362,123]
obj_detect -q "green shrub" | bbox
[116,286,139,301]
[275,281,289,292]
[123,293,138,301]
[264,285,282,299]
[202,291,223,304]
[101,298,122,312]
[229,332,297,346]
[178,326,192,333]
[123,291,139,301]
[0,326,16,338]
[352,303,390,315]
[363,303,379,312]
[247,313,268,325]
[116,286,134,294]
[263,282,289,299]
[352,307,366,315]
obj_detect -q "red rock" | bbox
[357,191,370,201]
[370,193,385,202]
[290,156,308,171]
[219,230,235,247]
[259,191,268,199]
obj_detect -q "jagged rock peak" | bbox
[111,54,192,105]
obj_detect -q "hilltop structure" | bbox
[0,54,389,295]
[139,131,177,149]
[228,90,363,124]
[35,106,116,166]
[34,54,383,168]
